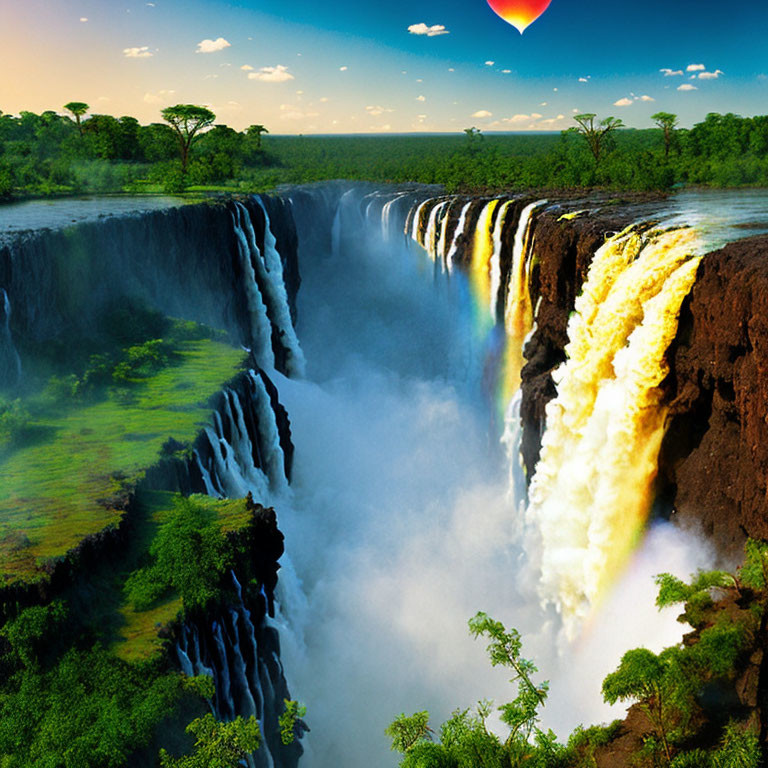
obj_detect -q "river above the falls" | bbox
[0,194,185,241]
[3,188,768,250]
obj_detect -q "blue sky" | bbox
[1,0,766,132]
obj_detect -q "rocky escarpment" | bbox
[0,362,292,619]
[660,235,768,555]
[0,195,300,378]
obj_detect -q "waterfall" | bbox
[197,376,288,503]
[381,193,408,241]
[470,199,500,334]
[175,570,293,768]
[525,225,702,634]
[251,198,307,378]
[500,200,547,407]
[232,206,276,370]
[424,200,448,262]
[435,201,454,270]
[212,619,236,720]
[409,198,434,244]
[247,371,289,495]
[0,289,22,389]
[445,200,472,274]
[489,200,515,321]
[501,388,527,512]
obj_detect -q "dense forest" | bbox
[2,105,768,199]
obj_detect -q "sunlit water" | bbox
[0,195,184,240]
[662,188,768,250]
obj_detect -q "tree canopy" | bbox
[161,104,216,173]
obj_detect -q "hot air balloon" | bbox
[486,0,552,33]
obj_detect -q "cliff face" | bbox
[0,196,301,377]
[661,235,768,554]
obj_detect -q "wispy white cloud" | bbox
[279,104,319,121]
[247,65,294,83]
[416,95,426,102]
[196,37,231,54]
[501,69,511,74]
[698,69,724,80]
[240,65,254,71]
[639,94,656,102]
[687,63,706,72]
[143,89,176,104]
[123,46,153,58]
[366,105,394,116]
[614,97,633,107]
[660,68,684,77]
[484,60,495,66]
[407,23,450,36]
[472,110,492,118]
[678,83,698,91]
[80,17,88,22]
[339,66,348,71]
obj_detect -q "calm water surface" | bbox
[0,196,185,239]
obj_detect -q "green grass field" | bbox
[0,339,246,587]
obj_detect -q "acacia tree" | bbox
[652,112,679,158]
[63,101,89,135]
[247,124,269,149]
[161,104,216,175]
[572,113,625,167]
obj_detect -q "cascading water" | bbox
[470,199,500,334]
[251,198,306,378]
[232,204,276,371]
[525,226,702,633]
[176,571,295,768]
[445,200,473,273]
[194,371,289,502]
[500,200,547,410]
[0,289,21,388]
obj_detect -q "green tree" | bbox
[572,113,625,167]
[468,611,548,744]
[386,711,433,753]
[159,714,260,768]
[247,124,269,149]
[63,101,89,135]
[602,647,678,764]
[123,495,233,612]
[652,112,678,158]
[161,104,216,176]
[278,699,307,745]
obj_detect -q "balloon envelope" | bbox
[486,0,553,33]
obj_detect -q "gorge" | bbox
[1,184,767,767]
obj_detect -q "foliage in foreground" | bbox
[159,714,261,768]
[388,540,768,768]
